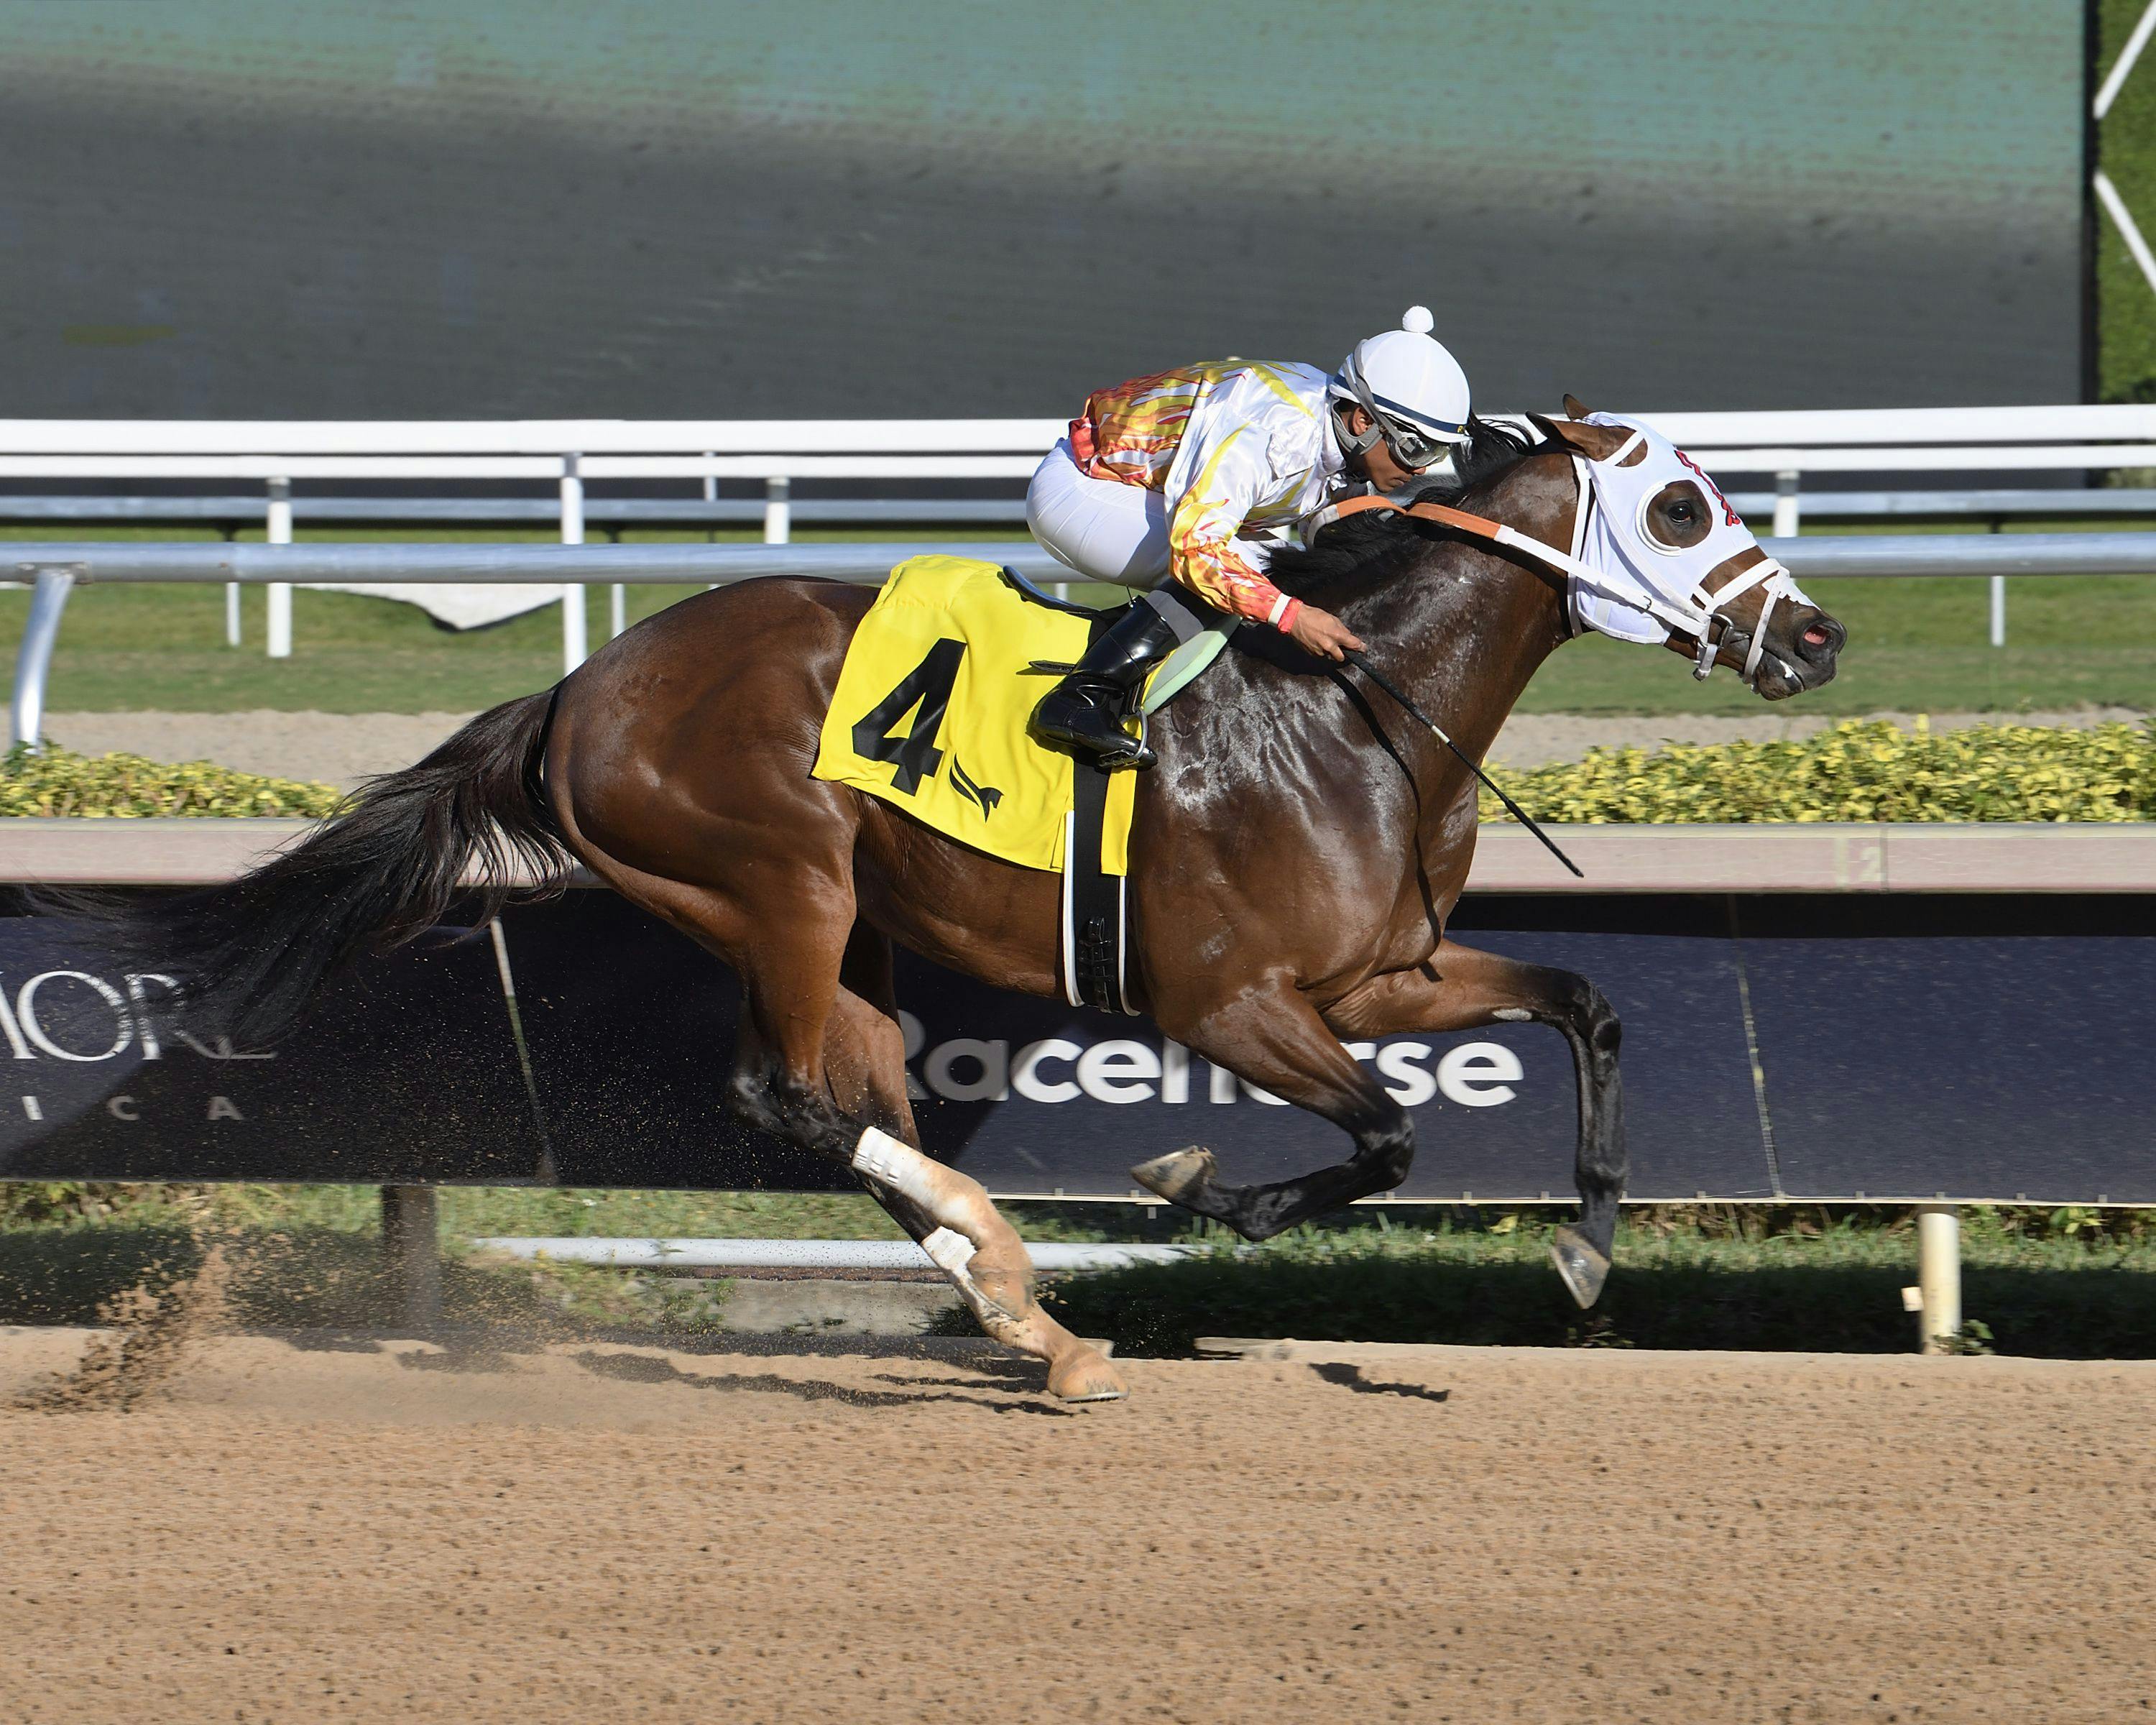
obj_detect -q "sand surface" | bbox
[1,1327,2150,1722]
[44,704,2150,787]
[44,711,485,789]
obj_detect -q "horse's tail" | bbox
[93,689,569,1048]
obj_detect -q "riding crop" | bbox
[1340,648,1584,879]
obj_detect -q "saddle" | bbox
[811,556,1157,1011]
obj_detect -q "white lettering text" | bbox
[1010,1039,1082,1104]
[1077,1039,1161,1104]
[18,972,133,1062]
[925,1037,1008,1102]
[1437,1042,1523,1108]
[1376,1042,1438,1108]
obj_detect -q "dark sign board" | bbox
[1,893,2150,1205]
[505,895,1768,1202]
[0,917,545,1184]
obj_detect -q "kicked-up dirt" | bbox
[0,1328,2149,1723]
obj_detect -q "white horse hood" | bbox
[1567,413,1814,674]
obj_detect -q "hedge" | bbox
[1,720,2152,824]
[0,745,343,819]
[1480,719,2156,824]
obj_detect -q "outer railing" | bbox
[5,405,2156,663]
[12,487,2156,532]
[9,531,2156,749]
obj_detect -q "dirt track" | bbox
[1,1329,2150,1723]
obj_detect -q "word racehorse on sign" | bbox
[60,406,1845,1401]
[0,893,1772,1200]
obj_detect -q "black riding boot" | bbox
[1030,601,1181,770]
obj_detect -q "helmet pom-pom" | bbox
[1401,305,1434,336]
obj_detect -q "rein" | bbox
[1307,492,1586,875]
[1338,648,1583,880]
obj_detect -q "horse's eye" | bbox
[1669,502,1697,525]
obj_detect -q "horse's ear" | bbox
[1562,392,1595,420]
[1536,413,1634,462]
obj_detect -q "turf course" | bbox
[2,523,2153,717]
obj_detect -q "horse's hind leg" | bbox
[803,989,1128,1402]
[722,902,1125,1402]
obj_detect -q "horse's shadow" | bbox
[1309,1361,1451,1403]
[571,1348,1077,1416]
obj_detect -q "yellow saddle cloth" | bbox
[811,556,1137,875]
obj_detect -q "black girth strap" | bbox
[1062,759,1133,1015]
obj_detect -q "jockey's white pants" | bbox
[1027,440,1171,586]
[1026,441,1256,643]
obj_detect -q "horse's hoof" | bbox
[1550,1227,1611,1310]
[1047,1343,1128,1403]
[1130,1146,1215,1207]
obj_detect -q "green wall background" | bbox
[0,0,2088,417]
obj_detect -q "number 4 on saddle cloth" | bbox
[812,555,1218,1014]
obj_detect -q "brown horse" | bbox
[122,408,1843,1402]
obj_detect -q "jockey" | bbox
[1028,307,1473,769]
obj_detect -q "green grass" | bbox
[0,1182,1171,1336]
[1026,1208,2156,1359]
[0,1181,1159,1244]
[1523,571,2156,715]
[2102,0,2156,403]
[0,525,1025,715]
[2,1184,2150,1357]
[5,522,2156,717]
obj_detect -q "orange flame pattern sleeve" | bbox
[1067,361,1328,624]
[1161,420,1286,621]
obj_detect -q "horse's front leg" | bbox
[1329,939,1626,1308]
[1133,976,1418,1241]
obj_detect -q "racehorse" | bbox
[111,405,1843,1401]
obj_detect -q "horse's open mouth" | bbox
[1751,614,1846,701]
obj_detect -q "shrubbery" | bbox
[1481,719,2156,824]
[2,720,2152,824]
[0,745,342,819]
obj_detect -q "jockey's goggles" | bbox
[1332,374,1468,473]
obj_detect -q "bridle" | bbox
[1311,439,1803,690]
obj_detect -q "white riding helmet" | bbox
[1329,306,1473,472]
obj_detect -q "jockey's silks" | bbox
[1068,361,1350,623]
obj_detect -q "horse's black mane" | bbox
[1266,415,1547,602]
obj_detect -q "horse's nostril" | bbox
[1802,625,1830,649]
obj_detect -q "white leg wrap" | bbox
[851,1125,937,1207]
[854,1131,1023,1330]
[850,1126,997,1239]
[921,1224,1013,1325]
[920,1226,977,1278]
